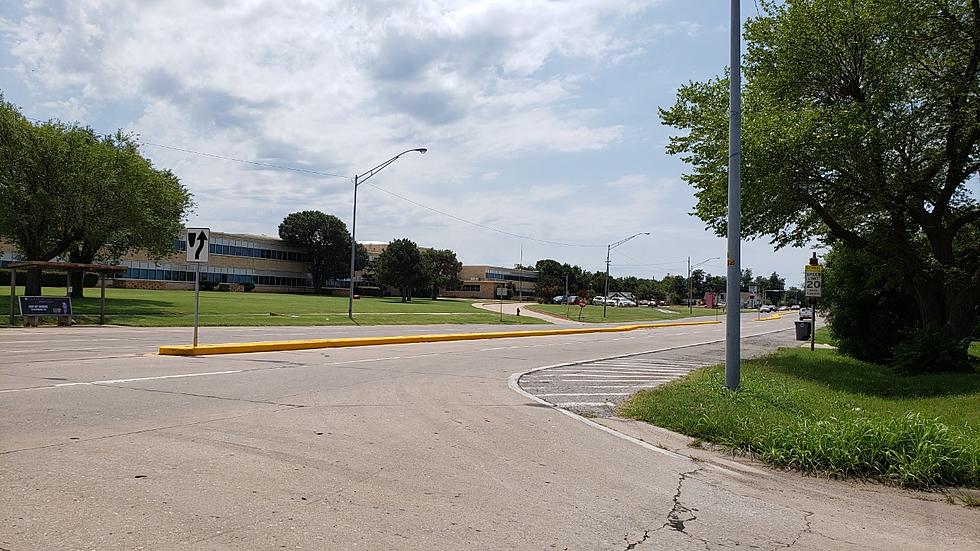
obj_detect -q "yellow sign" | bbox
[804,265,822,273]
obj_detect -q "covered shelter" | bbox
[7,261,128,325]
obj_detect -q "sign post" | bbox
[804,256,822,351]
[186,228,210,347]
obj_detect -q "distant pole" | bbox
[565,273,570,320]
[725,0,742,391]
[348,174,359,319]
[603,245,611,318]
[688,256,692,315]
[9,269,15,325]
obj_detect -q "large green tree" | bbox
[66,132,191,297]
[374,238,425,302]
[0,98,192,296]
[661,0,980,354]
[278,211,364,293]
[421,248,462,299]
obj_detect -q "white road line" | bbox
[0,370,244,394]
[544,373,686,379]
[547,369,697,375]
[537,393,631,397]
[554,401,616,407]
[333,356,402,365]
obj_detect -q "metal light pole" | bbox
[688,256,720,315]
[348,148,427,319]
[603,232,650,318]
[725,0,742,390]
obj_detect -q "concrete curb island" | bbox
[158,320,721,356]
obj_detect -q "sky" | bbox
[0,0,813,287]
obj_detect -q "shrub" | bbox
[892,326,974,374]
[822,247,916,363]
[242,282,255,292]
[199,280,218,291]
[760,413,979,489]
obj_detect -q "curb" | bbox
[158,320,721,356]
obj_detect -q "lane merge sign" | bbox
[804,264,822,297]
[186,228,210,263]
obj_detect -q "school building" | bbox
[2,234,539,298]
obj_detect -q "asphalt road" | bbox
[1,314,976,550]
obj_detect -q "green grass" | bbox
[813,326,835,345]
[0,287,546,327]
[527,303,731,323]
[620,348,980,489]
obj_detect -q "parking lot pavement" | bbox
[519,329,801,416]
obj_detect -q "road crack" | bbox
[773,510,813,549]
[665,468,702,533]
[623,529,649,550]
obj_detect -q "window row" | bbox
[174,240,308,262]
[122,267,309,287]
[485,271,538,283]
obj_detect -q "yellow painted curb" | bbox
[158,320,722,357]
[753,313,784,321]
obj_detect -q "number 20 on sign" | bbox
[804,265,822,297]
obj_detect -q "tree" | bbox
[66,132,191,297]
[739,269,754,291]
[278,211,359,293]
[374,238,425,302]
[661,0,980,368]
[0,98,191,296]
[421,248,462,299]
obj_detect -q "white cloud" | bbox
[1,0,811,280]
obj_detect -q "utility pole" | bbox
[725,0,742,391]
[565,273,570,320]
[688,256,692,315]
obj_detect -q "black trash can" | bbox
[795,320,812,341]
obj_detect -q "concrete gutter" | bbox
[158,320,722,357]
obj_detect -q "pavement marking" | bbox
[0,370,244,394]
[555,401,616,407]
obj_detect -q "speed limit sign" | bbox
[804,265,822,297]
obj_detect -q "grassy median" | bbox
[528,303,729,323]
[0,287,545,327]
[620,347,980,489]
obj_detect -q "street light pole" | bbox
[725,0,742,390]
[602,232,650,318]
[688,256,720,315]
[348,148,427,320]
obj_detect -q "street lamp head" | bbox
[415,148,428,154]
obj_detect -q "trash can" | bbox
[795,320,812,341]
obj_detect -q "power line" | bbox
[361,182,604,248]
[142,142,351,179]
[142,140,606,248]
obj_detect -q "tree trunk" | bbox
[431,284,438,300]
[400,288,407,303]
[70,270,86,299]
[25,267,42,296]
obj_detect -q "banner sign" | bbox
[19,296,72,316]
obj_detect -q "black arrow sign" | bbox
[194,231,208,260]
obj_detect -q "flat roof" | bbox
[6,261,128,273]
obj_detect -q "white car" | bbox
[617,298,637,307]
[759,305,775,313]
[592,296,607,305]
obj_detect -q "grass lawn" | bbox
[620,347,980,489]
[0,287,546,327]
[528,303,731,323]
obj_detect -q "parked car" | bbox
[552,295,565,304]
[617,298,637,307]
[790,304,801,310]
[759,305,775,313]
[592,296,606,305]
[799,307,813,320]
[777,306,789,311]
[638,300,649,306]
